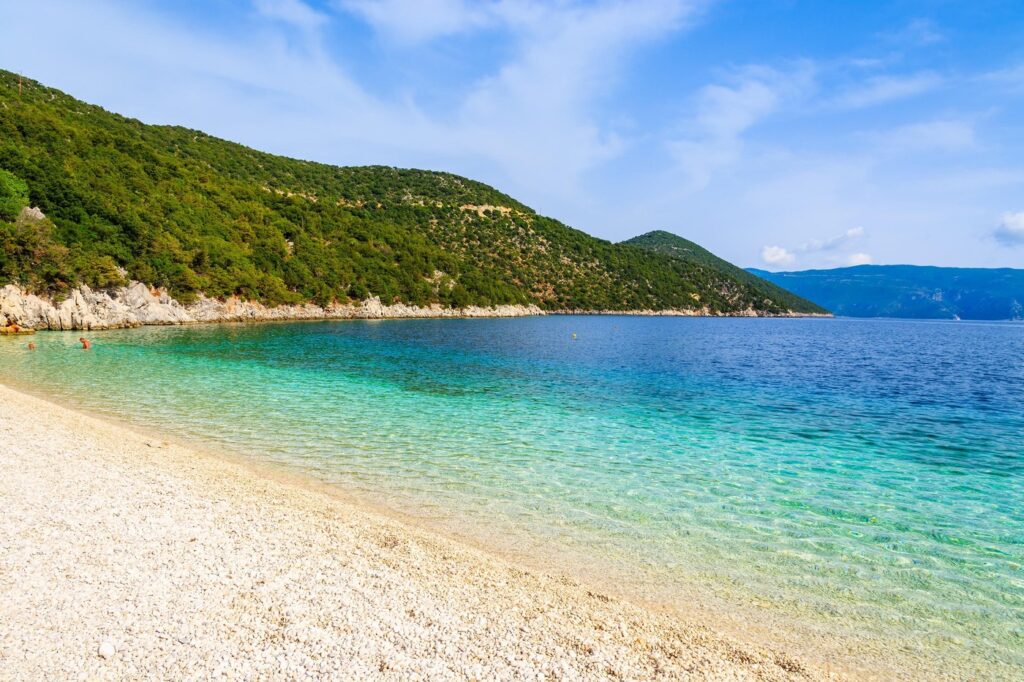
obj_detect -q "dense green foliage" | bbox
[749,265,1024,320]
[0,168,28,220]
[0,70,822,313]
[624,231,828,314]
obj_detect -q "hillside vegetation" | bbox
[750,265,1024,320]
[623,231,827,314]
[0,70,822,314]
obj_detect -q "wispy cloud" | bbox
[336,0,497,44]
[982,63,1024,92]
[799,226,865,252]
[866,119,976,153]
[994,211,1024,246]
[877,18,944,47]
[255,0,329,31]
[453,0,701,192]
[832,72,942,109]
[669,62,814,189]
[330,0,710,194]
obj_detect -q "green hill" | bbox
[0,70,822,315]
[624,231,828,314]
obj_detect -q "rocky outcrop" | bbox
[0,283,190,330]
[18,205,46,222]
[0,282,545,331]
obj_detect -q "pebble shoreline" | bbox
[0,383,839,680]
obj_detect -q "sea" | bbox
[2,316,1021,677]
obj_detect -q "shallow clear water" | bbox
[2,317,1022,674]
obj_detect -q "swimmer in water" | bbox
[78,337,91,350]
[27,342,36,350]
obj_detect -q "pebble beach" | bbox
[0,383,836,680]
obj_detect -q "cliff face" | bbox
[0,282,544,331]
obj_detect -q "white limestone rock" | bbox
[0,281,544,330]
[18,205,46,222]
[97,640,116,659]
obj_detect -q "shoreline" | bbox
[1,281,828,331]
[0,382,842,680]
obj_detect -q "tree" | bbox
[0,169,28,221]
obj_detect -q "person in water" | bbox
[27,342,36,350]
[78,337,91,350]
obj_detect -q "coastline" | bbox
[551,309,832,318]
[0,282,827,331]
[0,382,838,680]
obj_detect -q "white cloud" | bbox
[833,72,941,109]
[759,227,867,269]
[994,212,1024,246]
[336,0,496,44]
[331,1,706,194]
[799,226,864,252]
[761,245,796,267]
[848,57,888,70]
[878,18,943,47]
[868,119,976,153]
[451,0,701,193]
[982,63,1024,93]
[670,63,814,189]
[255,0,329,31]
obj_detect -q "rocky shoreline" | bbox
[555,307,831,318]
[0,282,545,331]
[0,282,827,331]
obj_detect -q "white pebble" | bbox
[98,640,116,659]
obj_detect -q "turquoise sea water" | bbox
[2,317,1022,676]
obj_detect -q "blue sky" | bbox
[2,0,1024,270]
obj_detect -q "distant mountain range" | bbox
[0,70,823,316]
[749,265,1024,320]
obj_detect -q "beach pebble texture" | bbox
[0,384,837,681]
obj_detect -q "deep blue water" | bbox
[2,316,1022,675]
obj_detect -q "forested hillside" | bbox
[0,70,822,314]
[623,231,827,314]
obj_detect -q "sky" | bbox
[2,0,1024,270]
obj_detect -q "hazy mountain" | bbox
[748,265,1024,320]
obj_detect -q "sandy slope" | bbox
[0,383,837,680]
